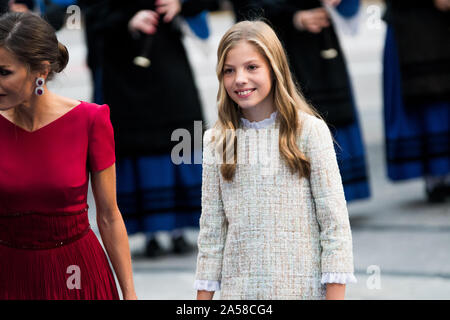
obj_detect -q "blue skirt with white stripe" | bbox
[331,81,371,202]
[116,155,202,235]
[383,26,450,181]
[332,110,371,202]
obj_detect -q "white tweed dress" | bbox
[195,111,355,299]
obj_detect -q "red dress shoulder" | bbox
[0,101,115,213]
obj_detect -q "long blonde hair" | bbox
[214,20,321,181]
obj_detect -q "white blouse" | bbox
[195,111,357,293]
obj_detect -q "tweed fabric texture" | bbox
[195,111,355,299]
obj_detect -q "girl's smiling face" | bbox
[223,41,275,118]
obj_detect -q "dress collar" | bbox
[240,111,278,129]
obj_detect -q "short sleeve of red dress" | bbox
[88,104,116,172]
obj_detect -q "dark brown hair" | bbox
[0,11,69,80]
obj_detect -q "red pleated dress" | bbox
[0,101,120,299]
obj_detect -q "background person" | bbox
[82,0,220,257]
[253,0,371,203]
[382,0,450,203]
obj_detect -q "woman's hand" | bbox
[128,0,181,35]
[293,8,330,33]
[434,0,450,11]
[128,10,159,35]
[155,0,181,23]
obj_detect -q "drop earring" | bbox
[35,77,45,96]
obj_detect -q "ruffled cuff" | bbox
[194,280,221,292]
[321,273,358,284]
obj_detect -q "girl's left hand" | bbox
[155,0,181,23]
[325,283,346,300]
[321,0,342,7]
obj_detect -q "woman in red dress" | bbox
[0,12,137,299]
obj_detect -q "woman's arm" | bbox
[91,164,137,300]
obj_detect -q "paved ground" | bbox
[50,4,450,300]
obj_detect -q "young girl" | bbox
[194,20,356,300]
